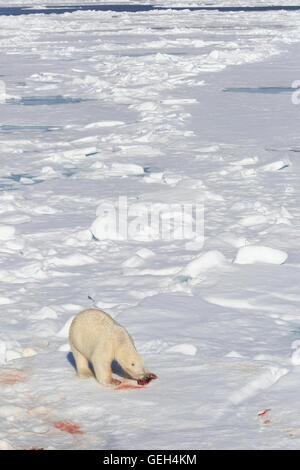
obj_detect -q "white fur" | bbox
[69,308,150,387]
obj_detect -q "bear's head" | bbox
[120,350,150,381]
[115,342,149,380]
[114,330,156,383]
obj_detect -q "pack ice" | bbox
[1,2,300,451]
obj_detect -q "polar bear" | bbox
[69,308,156,387]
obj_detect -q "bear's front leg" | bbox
[92,349,115,388]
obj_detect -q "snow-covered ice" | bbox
[1,1,300,450]
[234,245,288,265]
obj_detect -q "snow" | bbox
[234,245,288,265]
[1,1,300,451]
[166,343,197,356]
[2,1,300,7]
[229,366,289,405]
[181,250,227,277]
[0,225,15,240]
[290,344,300,366]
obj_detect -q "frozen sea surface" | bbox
[2,0,300,7]
[2,5,300,15]
[1,3,300,450]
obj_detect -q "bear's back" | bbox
[69,309,120,357]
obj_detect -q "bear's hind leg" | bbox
[71,344,94,379]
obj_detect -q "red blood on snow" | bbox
[0,368,26,385]
[54,420,84,435]
[115,382,143,390]
[258,409,271,417]
[25,447,44,450]
[114,374,157,390]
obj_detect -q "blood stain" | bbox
[25,447,44,450]
[115,382,143,390]
[258,409,271,417]
[111,378,121,385]
[0,368,26,385]
[114,375,157,390]
[54,421,84,435]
